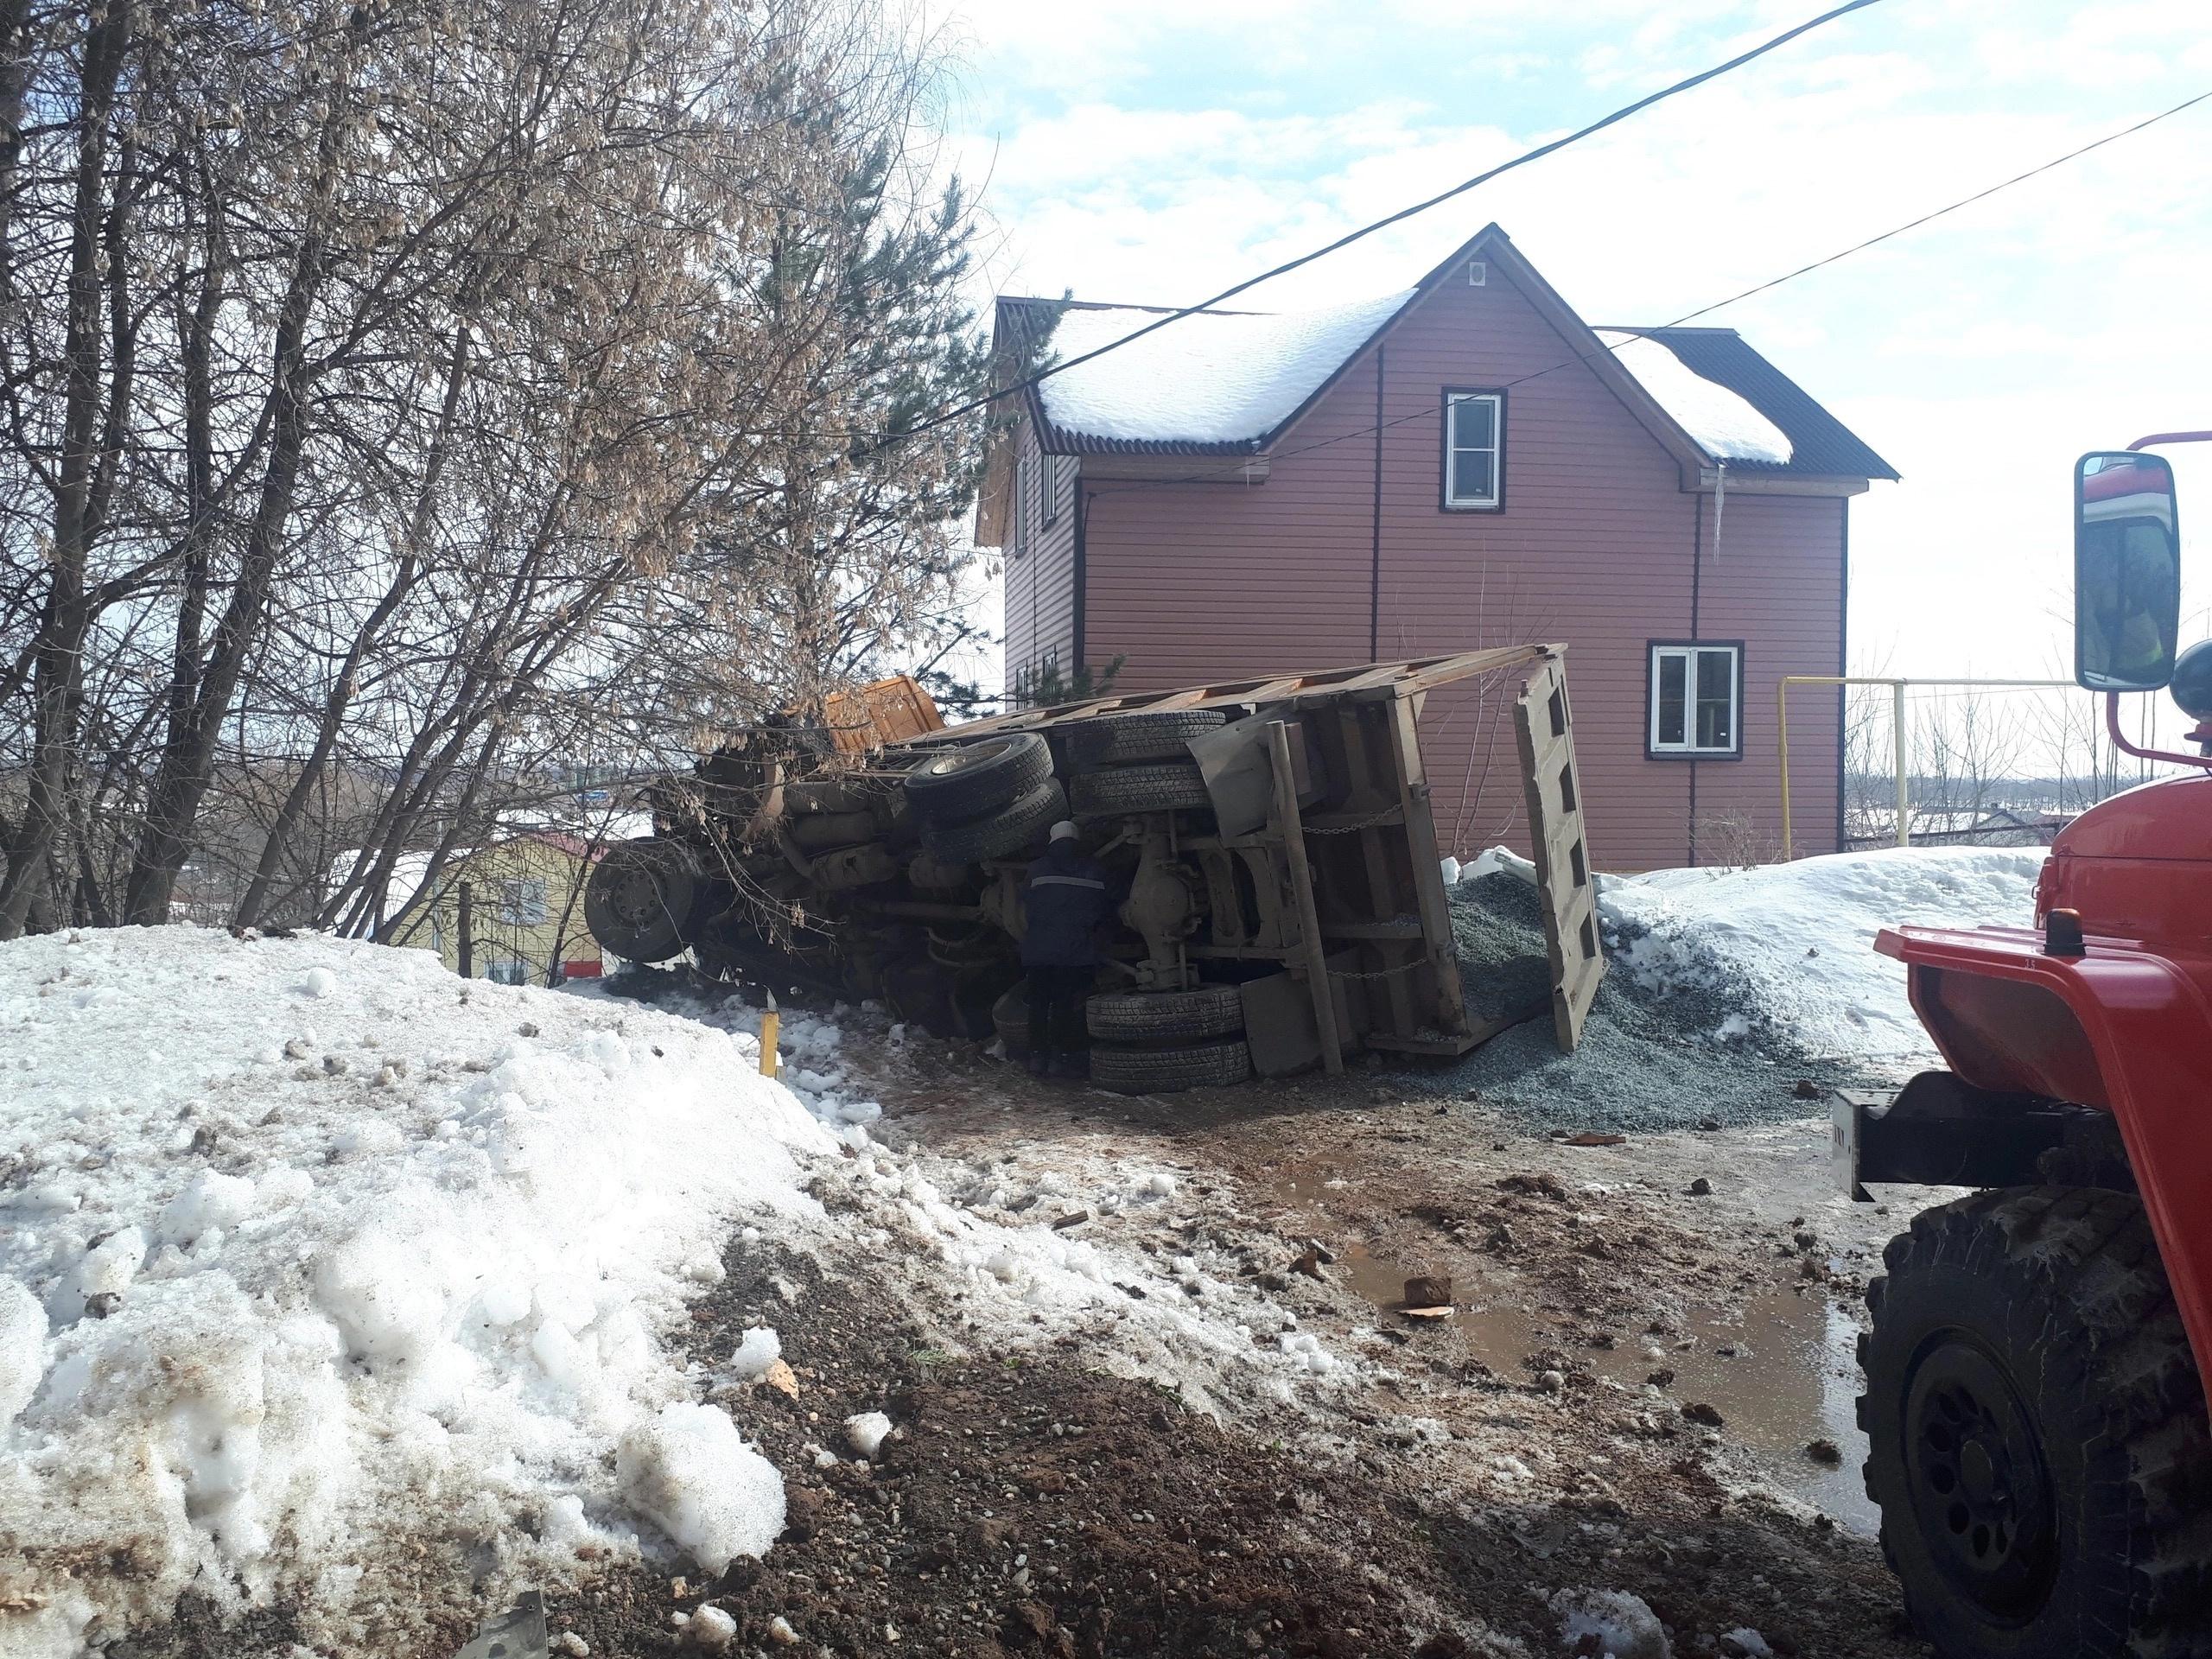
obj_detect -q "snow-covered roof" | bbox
[1032,291,1414,450]
[1594,329,1793,466]
[994,224,1895,480]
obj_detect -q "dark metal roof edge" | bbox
[1613,324,1900,482]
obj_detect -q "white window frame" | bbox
[1647,642,1743,758]
[1441,389,1504,511]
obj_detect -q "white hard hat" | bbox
[1050,820,1079,842]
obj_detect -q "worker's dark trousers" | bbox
[1025,965,1092,1058]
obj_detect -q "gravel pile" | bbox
[1397,872,1886,1133]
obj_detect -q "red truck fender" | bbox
[1877,922,2212,1379]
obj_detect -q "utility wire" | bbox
[894,0,1891,443]
[1667,87,2212,327]
[1085,87,2212,499]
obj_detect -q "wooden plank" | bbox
[1268,719,1344,1076]
[1336,704,1416,1040]
[1387,690,1469,1039]
[1513,652,1606,1052]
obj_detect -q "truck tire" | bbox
[1090,1039,1252,1093]
[1086,984,1244,1044]
[1069,762,1211,817]
[1065,709,1227,766]
[1859,1185,2212,1657]
[903,733,1052,827]
[583,837,708,964]
[921,779,1066,864]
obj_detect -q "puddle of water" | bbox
[1262,1170,1876,1532]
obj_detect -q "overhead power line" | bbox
[897,0,1892,443]
[1667,88,2212,327]
[1089,87,2212,498]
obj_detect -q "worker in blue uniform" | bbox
[1021,821,1117,1077]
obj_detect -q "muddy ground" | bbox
[522,1032,1948,1659]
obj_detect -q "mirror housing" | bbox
[2075,451,2181,692]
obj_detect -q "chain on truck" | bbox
[582,647,1607,1095]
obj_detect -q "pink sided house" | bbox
[974,223,1897,873]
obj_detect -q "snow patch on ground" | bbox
[616,1402,785,1574]
[1598,847,2042,1058]
[1039,293,1412,445]
[1596,329,1792,465]
[1548,1586,1672,1658]
[0,929,832,1655]
[3,935,1370,1654]
[1473,843,2041,1060]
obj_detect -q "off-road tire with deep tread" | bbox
[902,733,1053,827]
[1068,761,1211,817]
[1086,984,1244,1045]
[1859,1185,2212,1657]
[1064,709,1229,766]
[1090,1038,1253,1093]
[919,779,1067,864]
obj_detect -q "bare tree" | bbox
[0,0,992,939]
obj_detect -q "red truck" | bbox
[1837,435,2212,1655]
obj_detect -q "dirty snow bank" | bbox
[628,987,1375,1417]
[1039,291,1413,444]
[1422,848,2041,1128]
[0,928,830,1656]
[1599,847,2043,1058]
[3,934,1377,1655]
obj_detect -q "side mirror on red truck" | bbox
[2073,449,2180,693]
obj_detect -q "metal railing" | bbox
[1776,676,2078,861]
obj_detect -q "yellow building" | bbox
[397,834,606,986]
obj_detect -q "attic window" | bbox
[1440,389,1504,512]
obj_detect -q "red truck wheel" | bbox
[1859,1186,2212,1656]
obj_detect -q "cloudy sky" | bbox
[928,0,2212,698]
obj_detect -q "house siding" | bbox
[1073,261,1846,872]
[1001,429,1079,696]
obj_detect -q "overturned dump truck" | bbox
[584,647,1605,1090]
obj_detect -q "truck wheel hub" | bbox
[604,864,665,925]
[1904,1338,2055,1617]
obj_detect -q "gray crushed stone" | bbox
[1393,872,1889,1134]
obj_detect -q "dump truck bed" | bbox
[588,645,1604,1078]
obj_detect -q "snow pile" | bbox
[729,1325,782,1379]
[616,1402,785,1574]
[1039,292,1413,445]
[842,1409,893,1459]
[1598,847,2044,1058]
[1548,1587,1671,1658]
[0,929,832,1656]
[3,933,1372,1655]
[1596,329,1792,466]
